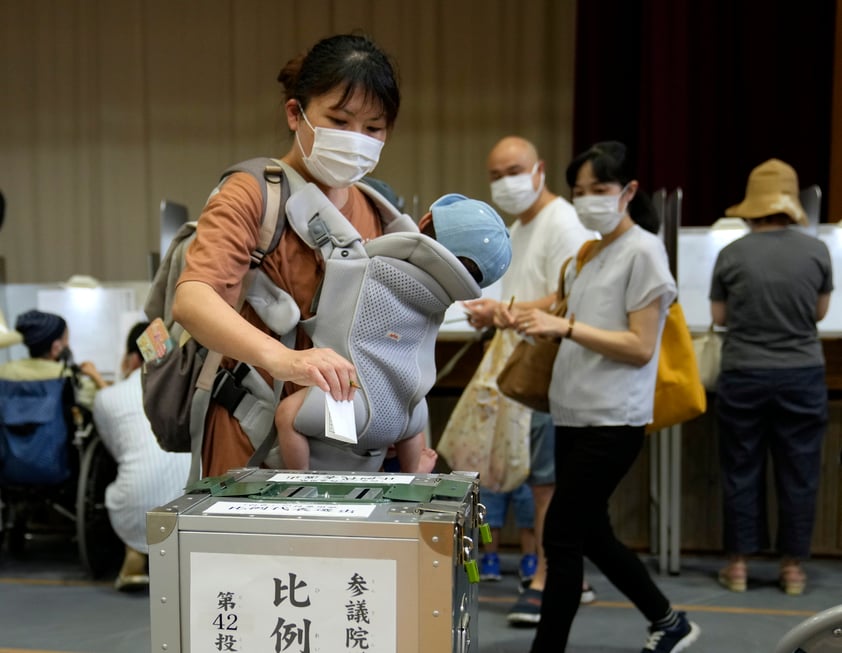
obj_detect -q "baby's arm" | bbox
[415,446,438,474]
[395,432,438,474]
[274,388,312,470]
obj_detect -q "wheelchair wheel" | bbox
[0,500,27,557]
[75,435,123,578]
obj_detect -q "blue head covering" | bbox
[430,193,511,287]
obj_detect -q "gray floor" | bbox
[1,533,839,653]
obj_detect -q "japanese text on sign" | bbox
[191,552,396,652]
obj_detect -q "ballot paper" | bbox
[325,395,357,444]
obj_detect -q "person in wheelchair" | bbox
[93,322,191,591]
[0,309,108,408]
[0,312,110,553]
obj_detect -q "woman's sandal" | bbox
[718,560,747,592]
[780,564,806,596]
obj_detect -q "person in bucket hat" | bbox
[724,158,808,225]
[711,158,833,597]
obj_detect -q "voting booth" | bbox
[0,281,150,377]
[678,221,842,334]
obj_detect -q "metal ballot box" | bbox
[148,468,484,653]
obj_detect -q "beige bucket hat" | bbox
[724,158,808,226]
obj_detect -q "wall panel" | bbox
[97,0,151,279]
[143,1,235,217]
[0,0,576,283]
[1,0,39,282]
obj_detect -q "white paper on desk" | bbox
[325,395,357,444]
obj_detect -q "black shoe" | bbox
[507,588,542,626]
[641,612,700,652]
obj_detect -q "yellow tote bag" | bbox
[646,302,707,434]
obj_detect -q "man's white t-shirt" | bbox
[501,196,593,303]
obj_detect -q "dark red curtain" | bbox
[572,0,837,226]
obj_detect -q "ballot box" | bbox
[148,468,484,653]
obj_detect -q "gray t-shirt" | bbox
[709,228,833,370]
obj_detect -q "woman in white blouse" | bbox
[511,141,699,653]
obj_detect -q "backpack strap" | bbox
[143,220,198,339]
[195,161,288,392]
[219,158,292,266]
[251,163,285,268]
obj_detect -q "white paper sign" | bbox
[203,500,377,518]
[190,552,396,653]
[268,472,415,485]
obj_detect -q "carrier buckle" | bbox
[308,215,332,248]
[212,363,251,413]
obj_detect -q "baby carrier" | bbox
[268,184,483,471]
[144,158,480,479]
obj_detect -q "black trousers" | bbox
[717,367,827,558]
[530,425,670,653]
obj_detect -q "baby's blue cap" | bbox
[430,193,511,288]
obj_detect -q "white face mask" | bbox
[296,106,384,188]
[490,163,544,215]
[573,187,629,235]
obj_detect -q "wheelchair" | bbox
[0,375,124,578]
[774,604,842,653]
